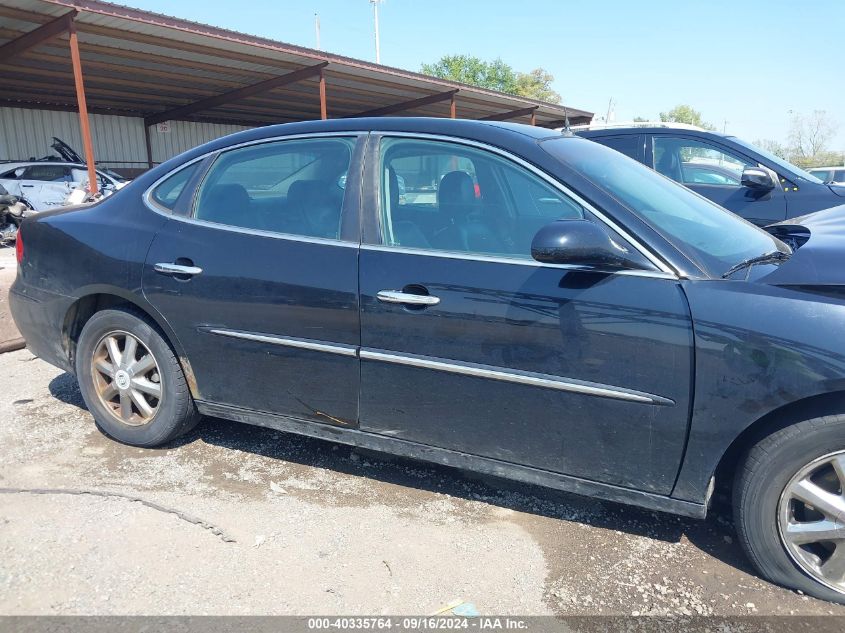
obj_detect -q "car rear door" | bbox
[357,134,694,495]
[142,134,365,428]
[19,164,73,209]
[647,134,787,225]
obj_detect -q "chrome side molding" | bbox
[360,349,674,406]
[207,328,358,357]
[205,327,671,406]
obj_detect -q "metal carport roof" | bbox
[0,0,593,128]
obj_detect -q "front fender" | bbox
[672,280,845,502]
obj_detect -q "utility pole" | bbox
[315,13,321,50]
[371,0,382,64]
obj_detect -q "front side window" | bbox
[378,137,585,258]
[834,170,845,183]
[543,137,787,276]
[653,136,750,187]
[22,165,72,182]
[194,137,355,240]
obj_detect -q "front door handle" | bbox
[377,290,440,306]
[154,262,203,277]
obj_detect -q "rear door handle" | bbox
[154,262,203,277]
[377,290,440,306]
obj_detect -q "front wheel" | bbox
[734,415,845,604]
[75,308,200,447]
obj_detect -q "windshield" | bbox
[541,137,787,277]
[729,136,824,184]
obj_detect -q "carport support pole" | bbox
[319,68,327,120]
[68,19,98,195]
[530,110,536,126]
[450,93,456,118]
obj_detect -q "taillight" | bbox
[15,228,23,264]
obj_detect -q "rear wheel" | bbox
[75,308,200,446]
[734,415,845,604]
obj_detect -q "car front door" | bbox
[142,134,364,428]
[649,134,787,225]
[358,135,694,494]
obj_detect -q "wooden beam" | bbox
[530,110,536,126]
[145,61,328,126]
[68,19,98,195]
[450,93,456,119]
[347,89,458,118]
[479,106,538,122]
[319,68,327,120]
[0,10,76,63]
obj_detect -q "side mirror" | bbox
[531,219,643,270]
[741,166,776,190]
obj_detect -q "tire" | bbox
[75,308,200,447]
[734,414,845,604]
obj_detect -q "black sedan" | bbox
[11,118,845,604]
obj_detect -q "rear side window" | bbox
[22,165,72,182]
[150,162,200,211]
[590,135,642,161]
[193,137,355,240]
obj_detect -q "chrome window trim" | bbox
[360,244,676,280]
[208,328,358,357]
[360,349,674,406]
[371,132,677,277]
[142,132,364,246]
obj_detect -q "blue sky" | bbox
[123,0,844,148]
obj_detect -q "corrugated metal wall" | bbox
[148,120,252,164]
[0,107,253,172]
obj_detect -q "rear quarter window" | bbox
[588,135,642,161]
[150,162,200,211]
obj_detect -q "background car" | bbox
[12,117,845,605]
[574,122,845,226]
[0,161,128,211]
[809,166,845,185]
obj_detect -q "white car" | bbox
[0,161,128,211]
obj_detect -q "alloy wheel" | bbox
[779,450,845,595]
[91,330,162,426]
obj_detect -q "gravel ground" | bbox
[2,349,845,617]
[0,247,21,346]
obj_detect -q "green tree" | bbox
[633,116,649,122]
[420,55,560,103]
[514,68,561,103]
[659,104,714,130]
[420,55,518,94]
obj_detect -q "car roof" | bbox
[158,117,570,173]
[575,126,731,138]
